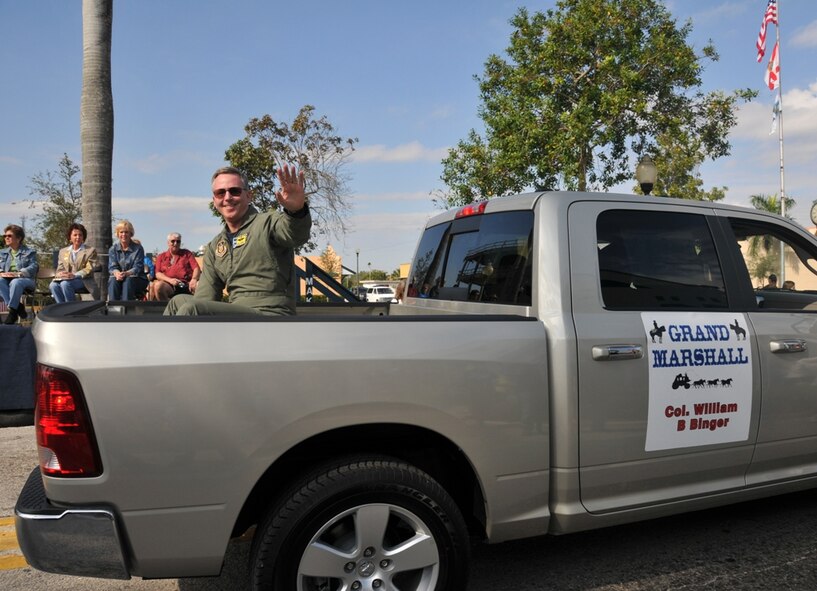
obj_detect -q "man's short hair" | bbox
[769,274,778,282]
[211,166,249,190]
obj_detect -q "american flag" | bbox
[765,41,780,90]
[756,0,778,63]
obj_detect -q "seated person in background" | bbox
[144,253,155,282]
[762,274,778,289]
[50,222,98,303]
[149,233,201,301]
[107,220,149,301]
[0,224,38,325]
[782,280,795,290]
[394,279,405,303]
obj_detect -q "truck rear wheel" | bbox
[250,456,470,591]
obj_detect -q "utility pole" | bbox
[355,248,360,296]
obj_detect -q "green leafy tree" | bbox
[745,193,798,284]
[750,193,795,217]
[440,1,755,206]
[748,249,779,286]
[224,105,358,251]
[23,154,83,253]
[635,131,726,200]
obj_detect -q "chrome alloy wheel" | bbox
[297,503,439,591]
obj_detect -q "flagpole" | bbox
[776,11,785,216]
[776,2,786,282]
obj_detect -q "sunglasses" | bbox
[169,240,181,244]
[3,234,14,238]
[213,187,244,198]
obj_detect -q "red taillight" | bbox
[35,364,102,477]
[455,201,488,218]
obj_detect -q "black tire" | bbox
[250,456,470,591]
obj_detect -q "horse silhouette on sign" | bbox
[650,320,666,343]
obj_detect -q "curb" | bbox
[0,411,34,428]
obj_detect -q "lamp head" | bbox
[636,155,658,196]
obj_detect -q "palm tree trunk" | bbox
[80,0,114,300]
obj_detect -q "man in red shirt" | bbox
[149,233,201,301]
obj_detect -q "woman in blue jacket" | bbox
[1,224,39,324]
[107,220,149,301]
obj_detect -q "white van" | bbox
[365,285,396,303]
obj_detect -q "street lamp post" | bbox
[355,249,360,295]
[636,155,658,196]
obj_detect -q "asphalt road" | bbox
[3,423,817,590]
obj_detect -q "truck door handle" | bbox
[592,344,643,361]
[770,339,807,353]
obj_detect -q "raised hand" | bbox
[275,164,306,214]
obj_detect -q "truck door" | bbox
[722,215,817,485]
[569,202,761,513]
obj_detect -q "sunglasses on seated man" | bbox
[213,187,244,198]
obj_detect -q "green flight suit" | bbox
[165,204,311,316]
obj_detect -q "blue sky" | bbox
[1,1,816,273]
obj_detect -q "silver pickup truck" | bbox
[16,191,817,591]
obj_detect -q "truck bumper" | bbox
[14,467,130,580]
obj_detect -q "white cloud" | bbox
[733,81,817,140]
[112,195,210,213]
[347,211,434,233]
[786,82,817,113]
[792,21,817,47]
[327,211,435,270]
[354,191,434,203]
[0,200,39,217]
[189,222,223,236]
[352,141,449,163]
[0,156,23,166]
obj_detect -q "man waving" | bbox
[165,164,311,316]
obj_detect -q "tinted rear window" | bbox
[408,210,533,305]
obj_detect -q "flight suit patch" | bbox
[215,240,228,258]
[233,234,248,248]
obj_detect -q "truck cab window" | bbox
[408,221,450,298]
[597,210,727,310]
[728,218,817,311]
[410,211,533,305]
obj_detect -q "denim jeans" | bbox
[0,277,35,309]
[49,277,85,304]
[107,276,149,301]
